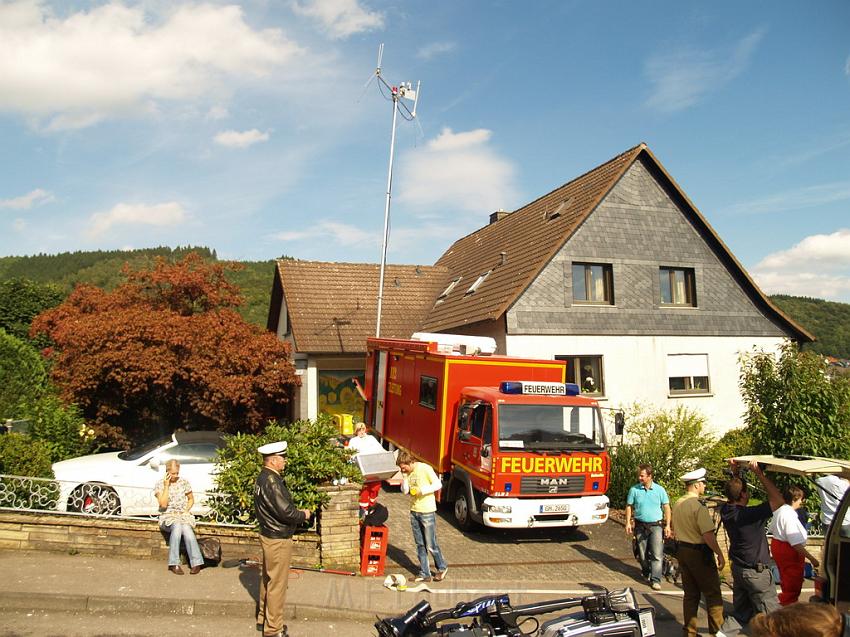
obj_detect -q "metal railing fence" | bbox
[0,473,252,527]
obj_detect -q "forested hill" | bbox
[0,247,277,327]
[1,249,849,357]
[771,295,850,360]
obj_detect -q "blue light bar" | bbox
[499,381,523,394]
[565,383,580,396]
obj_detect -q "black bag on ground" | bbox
[363,503,389,526]
[198,536,222,566]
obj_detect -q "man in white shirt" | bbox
[815,474,850,536]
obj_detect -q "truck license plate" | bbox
[539,504,569,513]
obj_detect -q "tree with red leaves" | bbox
[31,253,298,447]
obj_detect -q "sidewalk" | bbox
[0,549,687,624]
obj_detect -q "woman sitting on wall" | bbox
[155,459,204,575]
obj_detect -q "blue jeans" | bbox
[161,522,204,568]
[635,521,663,583]
[409,511,447,578]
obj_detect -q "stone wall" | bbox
[0,483,361,570]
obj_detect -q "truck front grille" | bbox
[520,475,586,495]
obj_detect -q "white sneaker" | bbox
[434,566,448,582]
[651,581,662,591]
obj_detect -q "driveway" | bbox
[380,486,642,587]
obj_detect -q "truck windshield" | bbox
[497,404,605,450]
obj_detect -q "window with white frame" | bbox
[667,354,710,395]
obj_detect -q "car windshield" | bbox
[498,404,605,450]
[117,434,174,461]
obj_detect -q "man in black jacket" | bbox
[720,460,783,627]
[255,441,312,637]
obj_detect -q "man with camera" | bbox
[720,460,783,626]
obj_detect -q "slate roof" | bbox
[268,260,448,354]
[420,143,813,343]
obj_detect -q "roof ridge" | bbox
[441,143,646,249]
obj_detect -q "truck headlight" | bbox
[595,502,608,510]
[483,503,512,514]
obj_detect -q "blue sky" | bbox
[1,1,849,302]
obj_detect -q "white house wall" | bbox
[505,157,793,437]
[505,334,785,437]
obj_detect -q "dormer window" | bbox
[465,270,492,295]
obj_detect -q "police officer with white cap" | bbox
[254,441,312,637]
[671,467,727,637]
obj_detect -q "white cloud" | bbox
[214,129,271,148]
[0,188,54,209]
[645,28,765,113]
[0,1,302,130]
[755,229,850,272]
[273,220,375,247]
[751,270,850,303]
[417,41,456,61]
[396,127,519,213]
[87,201,187,237]
[291,0,383,39]
[726,181,850,215]
[751,229,850,302]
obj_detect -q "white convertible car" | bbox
[52,431,225,517]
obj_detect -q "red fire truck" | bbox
[362,334,620,530]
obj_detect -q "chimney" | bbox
[489,209,510,224]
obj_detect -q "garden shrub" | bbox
[28,393,99,462]
[607,403,716,508]
[210,415,360,525]
[0,433,58,510]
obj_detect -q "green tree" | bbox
[739,343,850,459]
[0,329,49,420]
[0,278,64,345]
[608,403,716,508]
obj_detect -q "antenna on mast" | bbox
[368,44,421,338]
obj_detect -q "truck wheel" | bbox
[453,491,474,531]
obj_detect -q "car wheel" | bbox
[453,489,474,531]
[68,483,121,516]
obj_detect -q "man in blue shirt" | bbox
[625,463,671,590]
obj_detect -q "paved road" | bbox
[381,486,644,586]
[0,608,686,637]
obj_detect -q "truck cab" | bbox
[450,381,611,530]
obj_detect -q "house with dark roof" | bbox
[268,143,812,433]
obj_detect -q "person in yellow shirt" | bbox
[671,468,727,637]
[396,449,449,583]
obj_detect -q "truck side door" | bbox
[454,401,492,475]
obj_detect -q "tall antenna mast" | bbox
[368,43,420,337]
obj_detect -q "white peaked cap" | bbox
[257,441,288,456]
[680,467,707,483]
